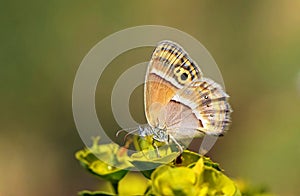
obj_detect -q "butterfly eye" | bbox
[173,67,191,84]
[204,95,209,99]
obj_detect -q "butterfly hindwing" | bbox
[170,78,232,136]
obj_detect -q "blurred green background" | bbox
[1,1,299,195]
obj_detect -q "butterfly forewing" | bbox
[145,40,203,128]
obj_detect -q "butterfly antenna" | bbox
[116,129,126,137]
[123,128,139,142]
[116,127,139,137]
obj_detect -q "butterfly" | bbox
[120,40,232,154]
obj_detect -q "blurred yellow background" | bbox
[1,1,299,195]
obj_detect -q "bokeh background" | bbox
[1,1,299,195]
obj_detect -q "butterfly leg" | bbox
[169,135,183,154]
[152,141,161,158]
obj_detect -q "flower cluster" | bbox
[75,137,273,196]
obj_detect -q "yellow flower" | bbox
[151,165,199,196]
[148,157,241,196]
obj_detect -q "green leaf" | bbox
[75,137,133,183]
[131,151,179,179]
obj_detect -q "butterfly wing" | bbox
[145,40,203,128]
[167,77,232,138]
[145,40,232,145]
